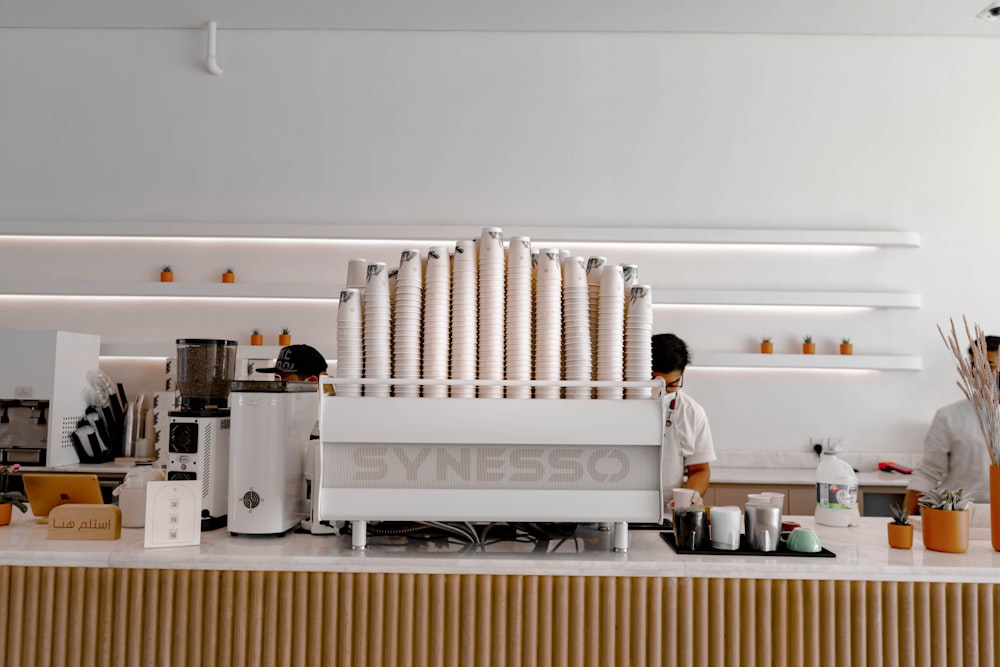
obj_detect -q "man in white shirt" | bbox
[904,336,1000,515]
[652,333,717,509]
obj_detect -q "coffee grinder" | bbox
[227,379,318,536]
[168,339,237,531]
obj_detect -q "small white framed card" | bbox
[143,480,201,548]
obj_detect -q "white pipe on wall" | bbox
[206,21,224,76]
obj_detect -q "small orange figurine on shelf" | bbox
[802,335,816,355]
[250,329,263,346]
[278,328,291,346]
[222,267,236,283]
[160,265,174,282]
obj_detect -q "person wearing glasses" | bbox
[903,335,1000,515]
[652,333,716,511]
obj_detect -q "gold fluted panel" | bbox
[2,566,999,666]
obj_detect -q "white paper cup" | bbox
[346,258,368,289]
[672,488,695,509]
[761,492,785,510]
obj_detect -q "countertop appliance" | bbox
[0,331,101,468]
[227,380,318,536]
[167,338,237,531]
[315,377,664,551]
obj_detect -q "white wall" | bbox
[3,28,1000,465]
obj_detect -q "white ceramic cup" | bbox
[710,506,742,551]
[672,488,695,509]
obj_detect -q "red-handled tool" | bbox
[878,461,913,474]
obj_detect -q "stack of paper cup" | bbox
[534,248,563,399]
[363,262,391,397]
[625,285,654,398]
[562,256,592,400]
[335,288,363,397]
[346,257,367,334]
[587,257,606,390]
[622,264,638,328]
[423,246,451,398]
[451,239,477,398]
[505,236,532,399]
[393,249,423,397]
[478,227,505,398]
[596,265,625,399]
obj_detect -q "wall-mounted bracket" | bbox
[206,21,224,76]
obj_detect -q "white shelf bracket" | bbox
[206,21,224,76]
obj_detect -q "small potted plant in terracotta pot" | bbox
[0,463,28,526]
[839,338,853,355]
[919,487,973,553]
[278,327,292,346]
[887,502,913,549]
[222,267,236,283]
[802,335,816,355]
[760,337,774,354]
[250,329,263,346]
[160,265,174,282]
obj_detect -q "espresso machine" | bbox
[167,339,237,531]
[0,331,101,467]
[227,380,318,536]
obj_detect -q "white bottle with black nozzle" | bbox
[814,442,861,527]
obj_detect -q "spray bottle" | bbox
[814,440,861,527]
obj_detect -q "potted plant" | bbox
[160,265,174,282]
[278,327,292,346]
[250,329,263,346]
[802,335,816,355]
[760,337,774,354]
[887,502,913,549]
[839,338,853,355]
[0,463,28,526]
[919,487,973,553]
[222,267,236,283]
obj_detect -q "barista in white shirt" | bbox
[903,336,1000,515]
[652,333,717,509]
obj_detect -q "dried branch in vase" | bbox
[938,316,1000,466]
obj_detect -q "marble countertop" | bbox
[712,467,911,488]
[1,513,996,584]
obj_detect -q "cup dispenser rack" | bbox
[315,378,664,551]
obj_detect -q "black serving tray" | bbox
[661,532,836,558]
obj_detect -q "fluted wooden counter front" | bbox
[2,516,1000,666]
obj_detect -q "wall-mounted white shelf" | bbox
[0,221,920,248]
[0,0,989,38]
[0,282,920,310]
[100,343,288,359]
[98,346,918,371]
[692,353,922,371]
[0,281,340,300]
[653,290,921,309]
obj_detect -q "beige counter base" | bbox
[2,566,996,666]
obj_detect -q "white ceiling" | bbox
[0,0,998,37]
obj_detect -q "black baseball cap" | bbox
[256,345,328,377]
